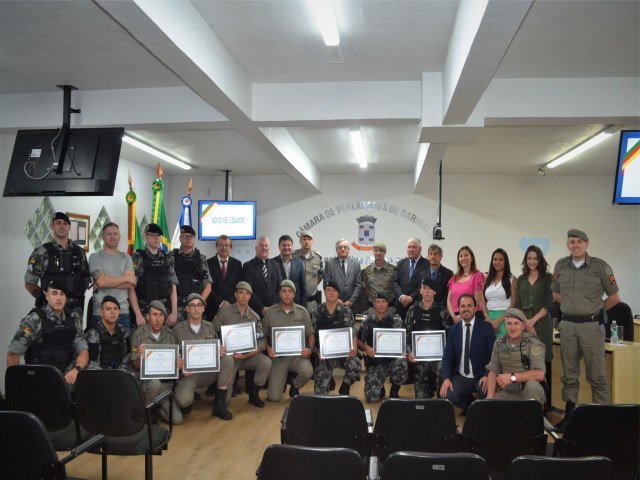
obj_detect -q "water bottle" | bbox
[610,320,618,345]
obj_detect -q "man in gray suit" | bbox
[323,239,361,308]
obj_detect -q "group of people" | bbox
[8,212,620,433]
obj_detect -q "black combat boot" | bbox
[248,386,265,408]
[390,384,400,399]
[212,388,233,420]
[553,401,575,433]
[339,381,350,395]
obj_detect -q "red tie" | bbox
[221,260,227,280]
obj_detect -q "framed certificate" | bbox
[272,326,305,356]
[140,344,179,380]
[373,328,406,358]
[319,327,353,359]
[182,339,220,373]
[221,323,257,354]
[412,330,446,361]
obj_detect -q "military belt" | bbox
[562,312,603,323]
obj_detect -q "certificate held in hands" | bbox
[140,344,179,380]
[318,327,353,359]
[373,328,406,358]
[412,330,446,361]
[182,339,220,373]
[272,326,305,356]
[221,323,257,354]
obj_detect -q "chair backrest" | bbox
[605,301,634,341]
[258,444,366,480]
[75,369,147,437]
[0,410,66,480]
[559,404,639,477]
[461,399,546,476]
[282,395,369,455]
[380,451,490,480]
[373,399,457,460]
[5,364,74,432]
[505,455,615,480]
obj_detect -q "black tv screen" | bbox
[3,127,124,197]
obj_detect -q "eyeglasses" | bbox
[187,303,204,309]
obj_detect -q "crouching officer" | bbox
[7,278,88,385]
[85,295,131,370]
[486,307,546,407]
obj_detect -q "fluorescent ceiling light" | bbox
[123,135,191,170]
[308,0,340,46]
[546,127,615,169]
[350,128,367,168]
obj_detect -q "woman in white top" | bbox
[483,248,516,338]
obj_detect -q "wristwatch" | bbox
[73,365,82,372]
[510,373,517,383]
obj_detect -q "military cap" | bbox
[148,300,167,317]
[145,223,163,235]
[374,293,389,302]
[180,225,196,235]
[280,279,296,293]
[186,293,205,305]
[421,277,437,291]
[235,281,253,294]
[373,242,387,252]
[505,307,527,323]
[323,279,341,294]
[567,228,589,242]
[46,278,67,294]
[101,295,120,309]
[300,230,313,239]
[52,212,71,224]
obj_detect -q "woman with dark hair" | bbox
[446,246,487,324]
[484,248,516,338]
[515,245,554,409]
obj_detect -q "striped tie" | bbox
[262,260,268,281]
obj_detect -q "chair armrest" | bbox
[60,434,106,464]
[365,409,374,431]
[280,407,290,444]
[368,455,379,480]
[146,389,173,410]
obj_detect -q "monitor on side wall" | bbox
[613,130,640,205]
[3,127,124,197]
[199,200,257,240]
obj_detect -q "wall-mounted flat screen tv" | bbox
[613,130,640,205]
[199,200,257,240]
[3,127,124,197]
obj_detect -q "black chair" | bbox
[380,451,490,480]
[75,369,173,480]
[5,364,90,450]
[606,301,634,341]
[505,455,615,480]
[551,404,639,479]
[372,398,458,461]
[459,399,547,480]
[0,410,103,480]
[256,444,366,480]
[280,394,372,457]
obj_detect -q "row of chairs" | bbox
[2,365,173,480]
[258,445,617,480]
[276,394,639,480]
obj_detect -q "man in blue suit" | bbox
[440,294,495,413]
[272,235,307,309]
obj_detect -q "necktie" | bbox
[342,260,346,275]
[221,260,227,280]
[464,323,471,375]
[262,260,268,281]
[409,259,415,279]
[431,269,436,281]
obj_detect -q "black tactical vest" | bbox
[97,326,126,369]
[135,249,171,301]
[409,301,444,332]
[41,242,85,299]
[174,249,204,300]
[25,308,76,372]
[315,305,348,331]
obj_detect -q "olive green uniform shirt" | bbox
[362,261,396,303]
[213,303,266,351]
[263,304,315,347]
[293,249,323,298]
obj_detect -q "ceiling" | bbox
[0,0,638,191]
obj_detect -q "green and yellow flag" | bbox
[126,170,144,255]
[152,163,172,252]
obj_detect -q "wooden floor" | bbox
[63,373,564,480]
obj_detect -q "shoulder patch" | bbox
[531,346,542,356]
[21,325,34,336]
[609,274,616,285]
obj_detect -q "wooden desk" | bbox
[552,340,640,405]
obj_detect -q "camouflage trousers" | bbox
[412,360,441,399]
[364,358,408,403]
[313,356,361,394]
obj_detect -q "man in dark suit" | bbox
[419,243,453,304]
[242,236,283,318]
[439,294,495,413]
[272,234,307,308]
[322,239,361,308]
[392,237,429,319]
[205,234,243,320]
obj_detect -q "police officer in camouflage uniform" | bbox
[170,225,212,322]
[8,278,88,385]
[404,278,447,398]
[85,295,131,371]
[213,282,271,408]
[357,293,408,403]
[293,230,323,314]
[311,280,360,395]
[362,242,396,313]
[551,228,619,431]
[129,223,179,327]
[25,212,90,315]
[486,308,546,407]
